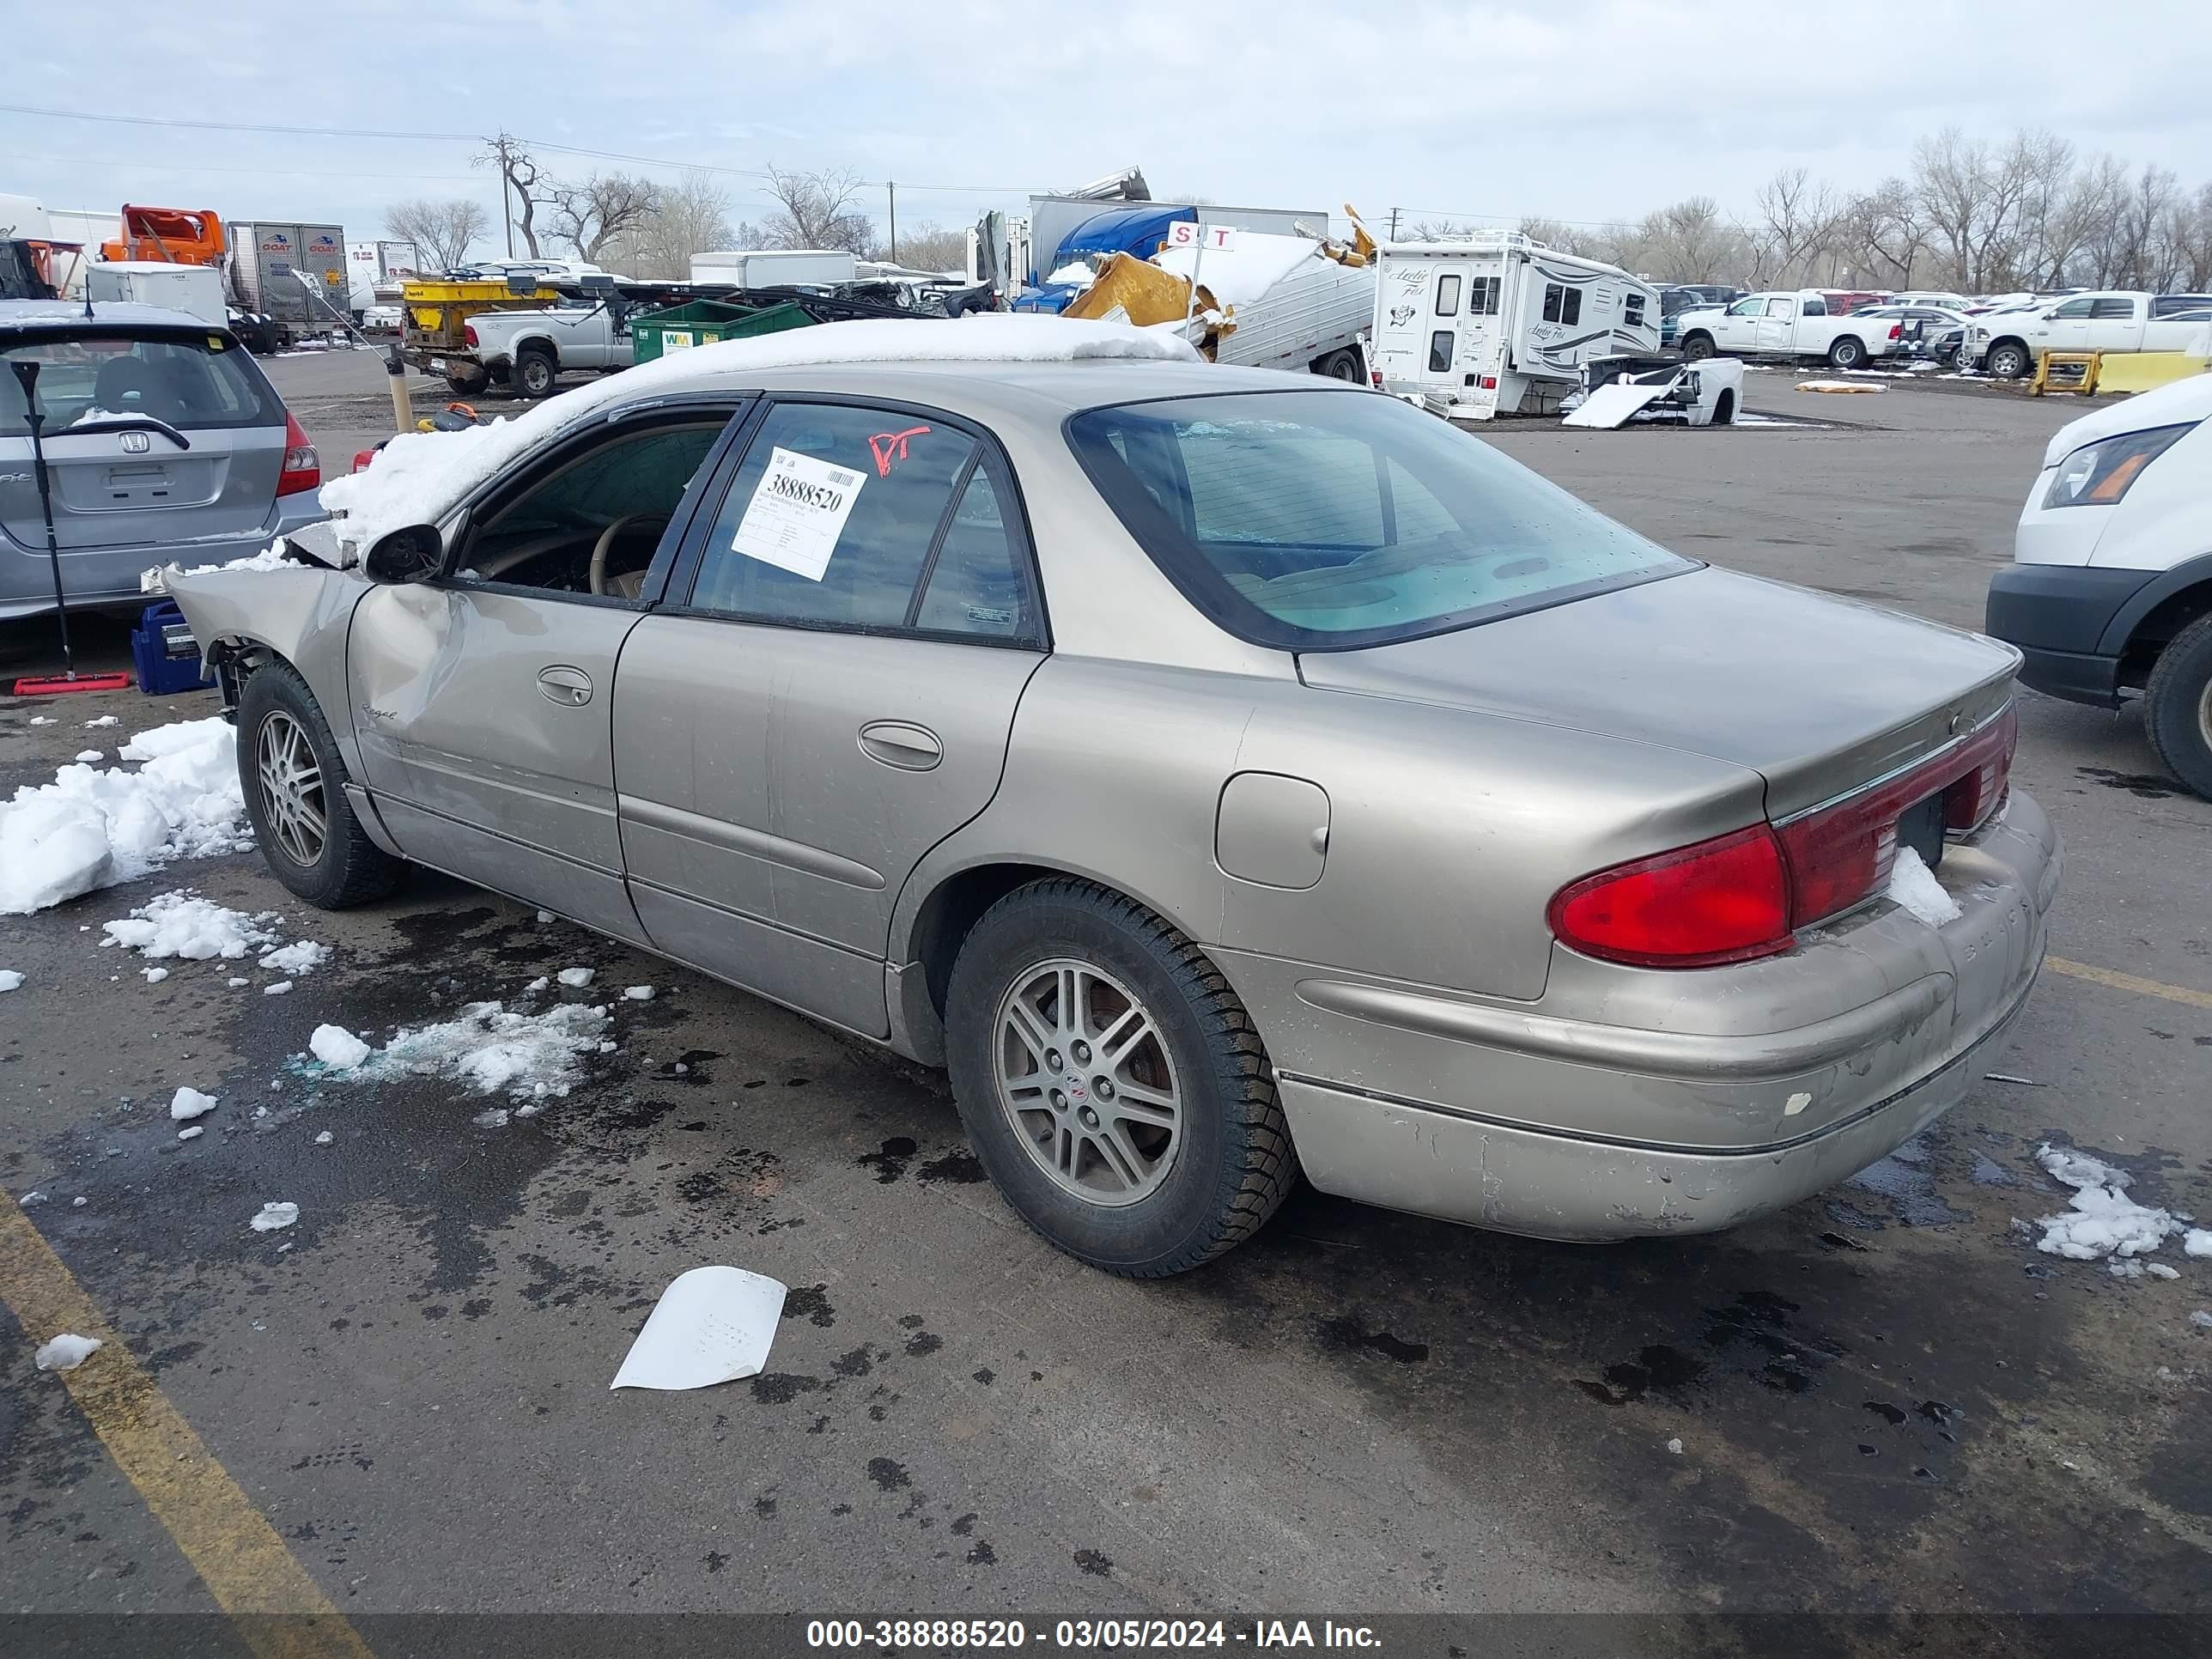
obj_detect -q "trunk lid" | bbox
[1297,566,2020,818]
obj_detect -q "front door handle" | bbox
[858,720,942,771]
[538,665,592,706]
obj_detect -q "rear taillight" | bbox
[276,410,320,496]
[1547,826,1793,969]
[1370,367,1383,388]
[1551,707,2018,967]
[351,447,377,475]
[1887,323,1902,339]
[464,323,479,347]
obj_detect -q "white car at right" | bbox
[1962,291,2212,380]
[1984,372,2212,795]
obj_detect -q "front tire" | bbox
[236,663,404,908]
[1986,340,2031,380]
[2144,614,2212,800]
[945,878,1296,1277]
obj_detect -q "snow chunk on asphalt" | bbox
[177,1125,204,1142]
[250,1201,299,1232]
[321,1000,611,1097]
[83,715,118,728]
[263,980,293,995]
[316,316,1197,555]
[142,966,168,983]
[258,939,331,976]
[308,1024,373,1070]
[0,970,21,993]
[104,891,276,960]
[0,720,246,915]
[2034,1143,2177,1260]
[556,967,594,988]
[2187,1230,2212,1258]
[623,984,655,1001]
[1886,847,1960,927]
[73,749,103,763]
[313,1130,333,1146]
[168,1086,218,1121]
[34,1334,102,1372]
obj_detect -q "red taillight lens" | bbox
[464,323,479,347]
[1370,368,1382,387]
[351,447,376,475]
[1943,702,2016,830]
[1888,323,1902,339]
[1548,826,1793,969]
[276,410,320,497]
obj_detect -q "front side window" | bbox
[1066,389,1690,653]
[2050,298,2094,319]
[690,402,1030,641]
[1,331,280,436]
[1727,297,1765,317]
[1435,274,1462,317]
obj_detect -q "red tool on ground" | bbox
[9,357,135,696]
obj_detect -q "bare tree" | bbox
[1838,179,1929,288]
[477,134,552,258]
[546,172,660,265]
[872,221,968,272]
[383,198,489,269]
[1747,167,1841,286]
[763,165,874,253]
[1516,217,1607,258]
[604,172,736,279]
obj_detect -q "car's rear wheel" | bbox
[1316,349,1363,382]
[2143,614,2212,800]
[1711,387,1736,426]
[945,878,1296,1276]
[446,369,488,396]
[514,347,558,398]
[1828,335,1867,370]
[236,663,404,908]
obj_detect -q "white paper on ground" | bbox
[610,1266,788,1391]
[729,448,865,582]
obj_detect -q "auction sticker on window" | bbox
[730,447,865,582]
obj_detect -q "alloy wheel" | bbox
[256,710,327,868]
[992,957,1182,1206]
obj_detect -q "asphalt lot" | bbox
[3,353,2208,1650]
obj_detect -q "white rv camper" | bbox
[1370,234,1660,420]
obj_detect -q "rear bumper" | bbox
[1985,562,2154,708]
[0,496,325,620]
[1220,789,2059,1242]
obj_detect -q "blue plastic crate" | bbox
[131,600,216,696]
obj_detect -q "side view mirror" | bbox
[363,524,444,584]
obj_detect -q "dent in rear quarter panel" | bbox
[1224,690,1769,1002]
[166,563,370,773]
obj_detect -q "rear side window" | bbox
[1066,389,1689,652]
[1,331,282,436]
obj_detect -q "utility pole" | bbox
[1388,207,1401,241]
[495,135,515,257]
[887,180,897,262]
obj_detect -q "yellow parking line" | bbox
[0,1195,374,1659]
[2047,956,2212,1012]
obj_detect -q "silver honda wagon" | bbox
[163,328,2058,1277]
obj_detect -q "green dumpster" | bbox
[629,300,814,363]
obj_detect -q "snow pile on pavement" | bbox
[0,720,247,915]
[1796,380,1887,394]
[308,1024,373,1070]
[2033,1143,2179,1260]
[259,939,331,976]
[103,891,276,960]
[0,970,21,993]
[169,1086,218,1121]
[34,1334,102,1372]
[2189,1230,2212,1257]
[312,1000,612,1098]
[317,316,1199,555]
[249,1201,299,1232]
[556,967,594,988]
[1885,847,1960,927]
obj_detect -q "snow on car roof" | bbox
[316,316,1201,554]
[0,299,216,333]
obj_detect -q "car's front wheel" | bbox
[2144,613,2212,800]
[1986,340,2031,380]
[236,662,405,908]
[945,878,1296,1276]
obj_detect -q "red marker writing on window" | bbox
[868,425,932,477]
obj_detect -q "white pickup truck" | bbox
[1674,289,1900,370]
[1962,291,2212,380]
[462,301,630,397]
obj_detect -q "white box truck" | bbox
[84,260,228,329]
[688,249,857,289]
[1370,234,1661,420]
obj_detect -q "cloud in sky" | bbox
[6,0,2208,256]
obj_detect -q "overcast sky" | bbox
[7,0,2209,258]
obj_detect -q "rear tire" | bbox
[446,369,489,396]
[1711,387,1736,426]
[1316,349,1362,382]
[1680,332,1715,362]
[1828,335,1868,370]
[945,878,1296,1277]
[2143,614,2212,801]
[236,662,404,909]
[514,347,558,399]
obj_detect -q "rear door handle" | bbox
[858,720,942,771]
[538,665,592,706]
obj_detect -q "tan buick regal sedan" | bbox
[162,322,2059,1277]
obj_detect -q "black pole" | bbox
[9,359,76,675]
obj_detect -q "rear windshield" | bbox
[0,331,282,438]
[1066,389,1691,651]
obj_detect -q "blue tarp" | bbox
[1040,204,1199,284]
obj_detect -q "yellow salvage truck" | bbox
[400,276,561,392]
